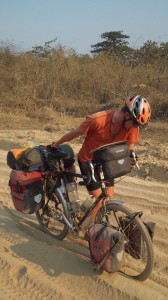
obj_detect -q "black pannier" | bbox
[46,144,76,182]
[93,141,131,179]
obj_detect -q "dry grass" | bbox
[0,44,168,121]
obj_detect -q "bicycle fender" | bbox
[107,199,124,205]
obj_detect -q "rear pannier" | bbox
[93,141,131,179]
[9,170,44,214]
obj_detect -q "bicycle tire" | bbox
[36,191,69,241]
[96,201,154,281]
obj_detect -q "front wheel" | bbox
[36,192,69,240]
[96,201,154,281]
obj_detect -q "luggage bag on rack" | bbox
[9,170,44,214]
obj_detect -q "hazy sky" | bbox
[0,0,168,54]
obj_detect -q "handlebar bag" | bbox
[9,170,44,214]
[93,141,131,178]
[88,223,125,273]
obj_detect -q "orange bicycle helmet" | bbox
[126,95,151,126]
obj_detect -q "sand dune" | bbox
[0,129,168,300]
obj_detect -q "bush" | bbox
[0,41,167,120]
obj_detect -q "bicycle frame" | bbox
[43,165,124,232]
[37,150,154,281]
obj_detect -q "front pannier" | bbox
[93,141,131,178]
[88,223,125,273]
[9,170,44,214]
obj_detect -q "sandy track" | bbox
[0,135,168,299]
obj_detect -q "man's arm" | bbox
[52,126,84,147]
[129,143,135,151]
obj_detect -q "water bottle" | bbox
[66,182,81,212]
[66,182,79,202]
[80,195,94,212]
[80,195,95,231]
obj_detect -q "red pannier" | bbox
[9,170,44,214]
[88,223,125,273]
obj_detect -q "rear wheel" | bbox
[36,192,68,240]
[96,201,154,281]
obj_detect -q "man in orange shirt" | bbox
[52,95,151,222]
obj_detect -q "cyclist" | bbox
[52,95,151,227]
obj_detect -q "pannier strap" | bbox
[94,223,107,241]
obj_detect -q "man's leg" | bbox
[89,186,114,218]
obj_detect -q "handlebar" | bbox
[64,171,87,179]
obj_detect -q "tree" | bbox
[27,38,59,58]
[90,30,131,60]
[160,42,168,60]
[137,40,161,64]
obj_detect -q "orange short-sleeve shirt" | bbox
[78,110,139,162]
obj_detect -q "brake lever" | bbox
[89,161,97,182]
[131,151,140,170]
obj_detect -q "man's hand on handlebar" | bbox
[51,141,59,148]
[130,150,140,169]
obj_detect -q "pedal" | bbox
[69,228,79,239]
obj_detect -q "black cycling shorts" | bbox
[78,159,114,192]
